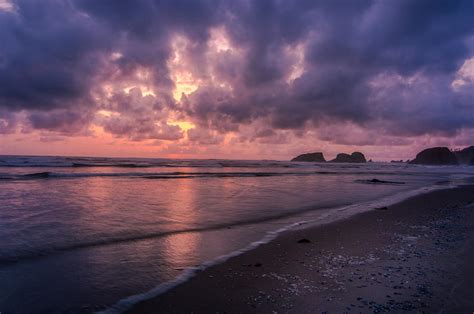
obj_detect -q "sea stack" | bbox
[410,147,458,165]
[291,152,326,162]
[330,152,367,163]
[454,146,474,164]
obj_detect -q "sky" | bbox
[0,0,473,161]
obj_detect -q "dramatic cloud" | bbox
[0,0,473,158]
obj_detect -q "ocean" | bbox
[1,155,473,313]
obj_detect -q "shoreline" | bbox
[127,185,474,313]
[103,184,445,313]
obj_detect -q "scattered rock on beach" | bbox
[297,238,311,244]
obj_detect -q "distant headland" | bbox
[291,146,474,165]
[409,146,474,165]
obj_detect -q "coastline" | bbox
[127,185,474,313]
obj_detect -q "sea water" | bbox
[0,156,473,312]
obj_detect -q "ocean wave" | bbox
[0,170,417,181]
[99,220,307,314]
[72,163,154,168]
[0,202,334,265]
[0,181,449,267]
[100,184,448,314]
[0,156,300,168]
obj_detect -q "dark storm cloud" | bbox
[0,0,473,139]
[182,0,474,136]
[0,0,109,110]
[101,116,183,141]
[0,109,19,133]
[96,88,184,141]
[27,109,93,134]
[0,0,222,137]
[74,0,222,89]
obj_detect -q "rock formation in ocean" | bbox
[470,157,474,166]
[351,152,367,163]
[356,178,405,185]
[454,146,474,164]
[330,152,367,163]
[409,147,458,165]
[291,152,326,162]
[330,153,352,163]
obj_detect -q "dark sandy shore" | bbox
[129,185,474,313]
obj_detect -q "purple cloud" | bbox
[0,0,472,146]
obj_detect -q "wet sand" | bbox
[129,185,474,313]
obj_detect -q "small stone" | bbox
[297,238,311,244]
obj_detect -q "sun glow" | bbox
[123,86,156,97]
[209,27,232,52]
[96,110,114,117]
[171,74,198,101]
[168,35,199,102]
[168,120,195,132]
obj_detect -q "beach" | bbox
[129,185,474,313]
[2,1,473,312]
